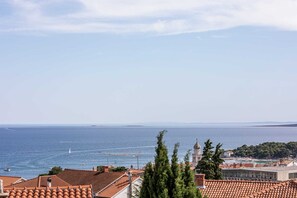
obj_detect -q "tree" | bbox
[140,162,155,198]
[140,130,171,198]
[169,143,184,198]
[196,139,215,179]
[182,151,202,198]
[212,143,224,179]
[49,166,63,175]
[153,130,171,198]
[111,166,127,172]
[140,131,208,198]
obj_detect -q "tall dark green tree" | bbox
[140,162,155,198]
[169,143,184,198]
[212,143,224,179]
[196,139,215,179]
[182,151,202,198]
[153,130,171,198]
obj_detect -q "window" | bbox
[289,172,297,179]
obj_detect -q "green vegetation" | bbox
[111,166,128,172]
[39,166,63,176]
[96,165,127,172]
[233,142,297,159]
[196,140,224,179]
[140,130,203,198]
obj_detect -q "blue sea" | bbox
[1,126,297,179]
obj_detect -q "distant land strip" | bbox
[258,123,297,127]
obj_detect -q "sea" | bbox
[1,126,297,179]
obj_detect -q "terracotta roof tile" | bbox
[9,175,70,188]
[97,174,140,198]
[57,169,125,193]
[4,185,93,198]
[0,176,25,187]
[200,179,297,198]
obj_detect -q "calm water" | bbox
[1,126,297,179]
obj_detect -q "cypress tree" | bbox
[196,139,215,179]
[153,130,171,198]
[169,143,184,198]
[182,151,201,198]
[212,143,224,180]
[140,162,155,198]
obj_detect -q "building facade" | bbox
[222,166,297,181]
[192,139,202,167]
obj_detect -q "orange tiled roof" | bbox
[4,185,93,198]
[246,180,297,198]
[57,169,125,193]
[9,175,70,188]
[200,180,297,198]
[128,169,144,176]
[0,176,25,187]
[97,174,140,198]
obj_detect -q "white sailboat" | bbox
[68,148,71,154]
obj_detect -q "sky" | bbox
[0,0,297,124]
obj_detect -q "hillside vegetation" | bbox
[233,142,297,159]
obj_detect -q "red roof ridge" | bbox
[97,174,141,198]
[63,168,98,173]
[97,173,127,194]
[38,175,71,186]
[5,184,93,190]
[0,175,22,178]
[206,179,280,184]
[6,176,36,187]
[243,181,290,198]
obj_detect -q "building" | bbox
[192,139,202,167]
[223,150,234,158]
[195,174,297,198]
[222,166,297,181]
[0,176,26,187]
[3,185,93,198]
[7,168,142,198]
[277,159,297,167]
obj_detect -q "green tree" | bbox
[196,139,215,179]
[140,162,155,198]
[169,143,184,198]
[212,143,224,179]
[153,130,171,198]
[111,166,127,172]
[182,151,202,198]
[49,166,63,175]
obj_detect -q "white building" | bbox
[222,166,297,181]
[192,139,202,167]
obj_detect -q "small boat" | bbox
[4,167,11,172]
[68,148,71,154]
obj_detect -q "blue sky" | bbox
[0,1,297,124]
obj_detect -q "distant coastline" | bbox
[258,123,297,127]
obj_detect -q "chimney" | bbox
[0,179,9,197]
[47,177,52,188]
[195,174,206,189]
[103,166,109,173]
[128,172,132,198]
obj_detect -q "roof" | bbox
[8,175,70,188]
[247,180,297,198]
[57,169,126,193]
[97,174,140,198]
[200,180,297,198]
[0,176,25,187]
[4,185,93,198]
[223,166,297,172]
[193,139,201,150]
[128,169,144,176]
